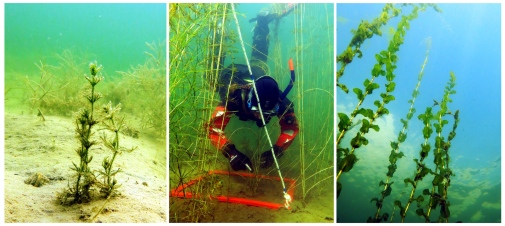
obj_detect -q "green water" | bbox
[5,3,165,75]
[5,3,166,131]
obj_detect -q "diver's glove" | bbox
[222,143,253,172]
[260,145,283,168]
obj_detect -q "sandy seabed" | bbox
[4,109,167,223]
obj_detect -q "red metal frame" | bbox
[170,170,296,210]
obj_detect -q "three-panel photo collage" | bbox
[3,2,501,223]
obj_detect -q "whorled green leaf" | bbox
[390,141,399,150]
[387,164,397,177]
[408,107,416,117]
[404,178,416,188]
[400,118,408,129]
[434,152,443,166]
[364,78,371,88]
[338,113,351,132]
[339,153,358,173]
[435,136,443,149]
[389,150,404,164]
[430,194,440,210]
[366,82,380,94]
[448,131,456,141]
[370,124,380,132]
[386,81,396,92]
[398,131,407,142]
[338,83,349,93]
[382,182,394,197]
[416,208,425,217]
[432,174,444,186]
[374,100,381,108]
[416,195,425,208]
[351,132,368,148]
[422,126,433,139]
[360,119,371,133]
[371,197,382,208]
[394,200,406,216]
[415,165,431,181]
[375,54,383,65]
[378,107,389,116]
[434,123,442,133]
[353,88,364,101]
[380,50,389,58]
[420,143,430,159]
[357,108,374,119]
[381,93,396,103]
[412,89,420,98]
[394,200,402,208]
[372,63,383,77]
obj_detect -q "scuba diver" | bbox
[207,4,299,172]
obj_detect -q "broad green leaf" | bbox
[400,118,408,128]
[422,126,433,139]
[390,141,399,150]
[363,78,371,88]
[366,82,380,94]
[386,82,396,92]
[387,164,397,177]
[338,113,350,131]
[398,131,407,142]
[360,119,371,133]
[372,64,382,77]
[374,100,381,108]
[353,88,364,101]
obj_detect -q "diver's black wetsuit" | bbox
[207,6,299,171]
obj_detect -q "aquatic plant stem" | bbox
[374,37,430,221]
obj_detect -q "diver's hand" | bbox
[223,144,253,172]
[260,145,283,168]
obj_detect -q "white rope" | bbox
[231,4,290,208]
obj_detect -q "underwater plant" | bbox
[58,61,103,205]
[97,101,124,197]
[115,41,166,137]
[20,49,93,117]
[337,3,458,223]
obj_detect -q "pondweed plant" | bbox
[368,37,431,223]
[411,73,459,223]
[59,61,103,205]
[97,101,124,197]
[23,61,67,113]
[115,41,166,137]
[337,3,459,223]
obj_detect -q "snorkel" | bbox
[280,58,295,101]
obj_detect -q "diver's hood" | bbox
[247,75,280,112]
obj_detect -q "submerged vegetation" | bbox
[58,61,104,205]
[337,4,459,223]
[4,42,166,218]
[169,3,333,222]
